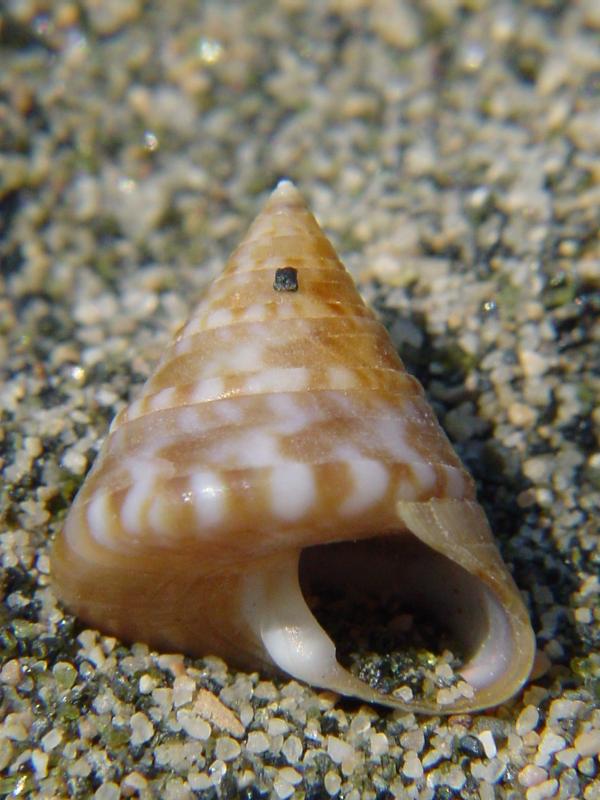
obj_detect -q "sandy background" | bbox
[0,1,599,798]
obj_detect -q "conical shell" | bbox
[51,181,535,713]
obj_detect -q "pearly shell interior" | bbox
[51,180,535,713]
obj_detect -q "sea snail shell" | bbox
[51,181,535,713]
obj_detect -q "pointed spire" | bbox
[269,178,305,205]
[226,180,339,277]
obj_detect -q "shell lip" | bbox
[242,501,535,714]
[396,498,536,704]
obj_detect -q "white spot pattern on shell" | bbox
[339,459,390,516]
[86,491,113,547]
[190,471,227,528]
[209,430,282,469]
[244,367,310,394]
[191,376,225,404]
[270,462,317,521]
[121,476,154,535]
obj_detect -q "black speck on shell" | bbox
[273,266,298,292]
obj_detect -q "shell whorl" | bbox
[51,180,535,713]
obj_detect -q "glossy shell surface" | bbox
[51,181,535,713]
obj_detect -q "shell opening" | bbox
[300,536,513,694]
[252,534,520,712]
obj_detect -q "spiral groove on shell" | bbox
[51,181,535,713]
